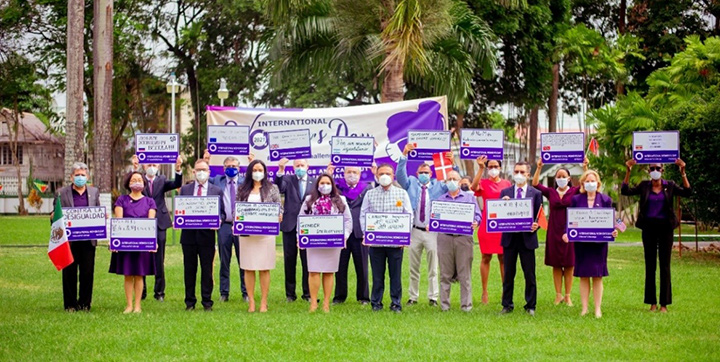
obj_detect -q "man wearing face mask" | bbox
[326,163,373,305]
[275,157,316,302]
[459,176,473,193]
[499,161,542,316]
[131,155,183,302]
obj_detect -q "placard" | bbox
[330,136,375,167]
[485,198,534,233]
[632,131,680,164]
[135,133,179,164]
[207,125,250,155]
[109,218,157,251]
[540,132,585,164]
[363,213,412,246]
[63,206,107,241]
[267,129,312,161]
[173,196,221,229]
[460,129,504,160]
[233,202,281,235]
[297,215,345,248]
[566,207,616,242]
[407,130,451,161]
[428,201,475,235]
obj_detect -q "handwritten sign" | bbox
[429,201,476,235]
[63,206,107,241]
[632,131,680,164]
[566,207,615,242]
[173,196,221,229]
[109,218,157,251]
[330,136,375,167]
[207,125,250,155]
[540,132,585,164]
[460,129,504,160]
[267,129,312,161]
[485,199,534,233]
[297,215,345,248]
[364,213,412,246]
[407,130,451,161]
[233,202,281,235]
[135,133,179,164]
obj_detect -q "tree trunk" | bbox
[66,0,85,184]
[548,63,559,133]
[528,106,539,164]
[618,0,627,35]
[93,0,113,193]
[380,57,405,103]
[7,108,27,214]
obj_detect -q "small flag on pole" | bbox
[615,218,627,232]
[48,198,73,270]
[537,206,548,230]
[587,137,600,157]
[432,151,454,181]
[33,179,48,193]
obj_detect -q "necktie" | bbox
[148,178,153,195]
[299,178,305,198]
[229,180,236,204]
[197,183,203,196]
[419,185,427,223]
[516,187,523,199]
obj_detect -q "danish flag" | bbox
[432,151,454,181]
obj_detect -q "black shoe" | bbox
[204,306,213,312]
[65,307,77,313]
[219,295,228,302]
[185,306,195,311]
[301,296,313,302]
[406,299,417,305]
[155,296,164,302]
[390,305,402,313]
[372,305,382,312]
[286,297,297,303]
[243,295,249,302]
[429,300,438,307]
[499,307,513,314]
[360,300,370,305]
[526,308,535,317]
[333,299,346,305]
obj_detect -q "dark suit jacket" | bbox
[621,180,692,230]
[143,173,183,230]
[499,185,543,250]
[178,181,224,246]
[274,174,317,232]
[570,192,613,208]
[55,186,101,246]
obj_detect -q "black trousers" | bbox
[502,236,537,310]
[143,228,167,299]
[334,234,370,303]
[62,240,96,310]
[369,247,403,310]
[282,229,309,300]
[182,234,215,308]
[641,221,674,306]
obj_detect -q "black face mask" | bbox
[460,185,470,192]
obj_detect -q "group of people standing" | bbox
[56,147,692,318]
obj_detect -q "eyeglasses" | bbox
[648,167,662,172]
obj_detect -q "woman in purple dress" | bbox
[563,170,619,318]
[109,171,157,313]
[532,158,587,306]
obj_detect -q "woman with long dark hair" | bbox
[236,160,283,313]
[299,174,352,312]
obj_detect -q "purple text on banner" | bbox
[408,148,439,161]
[632,150,680,164]
[298,234,345,248]
[429,219,474,236]
[207,143,250,155]
[567,227,615,242]
[136,151,178,164]
[174,215,220,229]
[233,221,280,236]
[331,154,374,167]
[110,237,157,252]
[269,147,312,161]
[460,147,503,160]
[363,231,411,246]
[486,217,533,233]
[67,226,106,241]
[541,150,584,164]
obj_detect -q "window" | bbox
[0,144,23,165]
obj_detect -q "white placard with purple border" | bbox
[407,130,451,161]
[173,196,221,229]
[540,132,585,164]
[233,202,281,236]
[135,133,179,164]
[297,215,345,249]
[330,136,375,167]
[207,125,250,155]
[63,206,107,241]
[267,129,312,161]
[632,131,680,164]
[460,129,504,160]
[566,207,616,242]
[364,213,412,246]
[485,199,534,233]
[109,218,157,251]
[429,201,475,235]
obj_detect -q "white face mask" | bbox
[319,184,332,195]
[252,171,265,181]
[378,174,393,187]
[650,170,662,180]
[146,166,158,177]
[345,174,359,185]
[556,178,569,188]
[584,181,598,192]
[488,168,500,178]
[195,171,209,183]
[513,173,527,185]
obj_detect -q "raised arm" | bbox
[532,158,543,187]
[674,158,692,196]
[621,159,642,196]
[396,144,413,190]
[163,156,183,192]
[471,156,486,192]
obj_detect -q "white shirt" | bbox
[513,184,528,199]
[193,181,209,196]
[298,176,307,196]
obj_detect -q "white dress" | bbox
[302,196,353,273]
[239,193,277,271]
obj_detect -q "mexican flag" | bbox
[48,198,73,270]
[33,179,48,193]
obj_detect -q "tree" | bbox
[66,0,86,186]
[93,0,113,194]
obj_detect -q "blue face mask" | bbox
[295,168,307,178]
[224,167,239,178]
[418,173,430,184]
[73,175,87,187]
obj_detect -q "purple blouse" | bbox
[646,191,667,219]
[114,194,157,218]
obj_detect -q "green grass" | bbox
[1,231,719,360]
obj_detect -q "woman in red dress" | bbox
[470,156,512,304]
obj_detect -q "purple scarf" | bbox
[336,178,367,201]
[312,195,333,215]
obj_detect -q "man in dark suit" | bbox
[180,159,224,311]
[132,154,183,301]
[274,157,316,302]
[53,162,102,312]
[499,161,542,316]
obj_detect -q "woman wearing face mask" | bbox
[622,159,691,313]
[109,171,157,313]
[236,160,283,313]
[562,170,618,318]
[299,174,353,312]
[532,157,588,306]
[470,156,512,304]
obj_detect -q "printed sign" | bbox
[407,130,451,161]
[632,131,680,164]
[330,136,375,167]
[207,125,250,155]
[173,196,221,229]
[540,132,585,164]
[566,207,616,242]
[267,129,312,161]
[363,213,412,246]
[135,133,179,164]
[109,218,157,251]
[233,202,281,235]
[460,129,504,160]
[485,199,534,233]
[63,206,107,241]
[297,215,345,248]
[428,201,475,235]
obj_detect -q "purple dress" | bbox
[109,194,158,276]
[571,193,612,278]
[535,184,578,268]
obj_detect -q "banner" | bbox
[206,97,448,178]
[173,196,221,229]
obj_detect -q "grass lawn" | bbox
[1,219,719,360]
